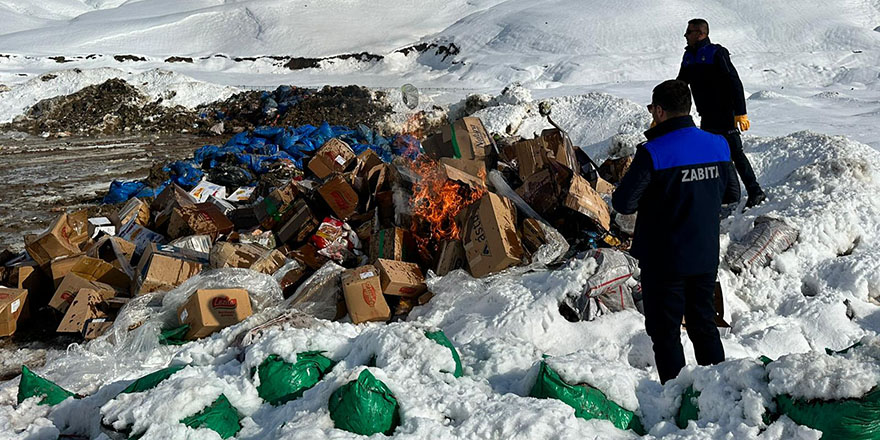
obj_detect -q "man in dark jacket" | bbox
[612,80,740,384]
[677,18,766,208]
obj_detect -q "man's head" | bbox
[648,80,691,125]
[685,18,709,47]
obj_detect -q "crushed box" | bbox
[111,198,150,230]
[57,288,107,333]
[318,174,359,220]
[341,265,390,324]
[88,217,116,239]
[276,199,318,245]
[462,192,524,278]
[254,181,300,230]
[83,318,113,340]
[178,288,253,340]
[151,184,197,228]
[375,259,427,297]
[49,254,86,289]
[564,174,612,230]
[514,138,549,180]
[134,244,206,295]
[0,288,27,337]
[117,217,165,256]
[370,227,416,263]
[167,203,234,240]
[541,128,578,172]
[435,239,469,276]
[308,138,356,179]
[209,242,267,269]
[25,211,88,266]
[422,117,494,160]
[49,273,116,313]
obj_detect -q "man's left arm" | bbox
[717,47,747,117]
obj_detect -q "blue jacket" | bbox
[677,38,747,133]
[612,116,740,275]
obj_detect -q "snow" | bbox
[1,0,880,438]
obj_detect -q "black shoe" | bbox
[745,192,767,209]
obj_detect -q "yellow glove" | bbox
[735,114,750,131]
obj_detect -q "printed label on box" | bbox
[10,299,20,314]
[360,271,375,279]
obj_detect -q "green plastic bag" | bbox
[328,369,400,436]
[120,365,186,395]
[159,325,190,345]
[675,385,700,428]
[17,365,77,406]
[425,330,463,378]
[529,361,645,434]
[825,341,862,356]
[257,352,334,405]
[180,394,241,439]
[776,388,880,439]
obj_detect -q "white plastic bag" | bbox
[726,216,799,273]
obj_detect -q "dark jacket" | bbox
[677,38,747,132]
[612,116,740,275]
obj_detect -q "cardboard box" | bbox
[422,117,494,160]
[541,128,578,172]
[167,203,234,240]
[278,264,308,298]
[134,244,207,296]
[251,249,287,275]
[111,198,150,230]
[88,217,116,239]
[49,254,86,289]
[86,236,136,271]
[598,156,633,184]
[83,318,113,340]
[354,148,384,181]
[439,162,485,190]
[370,227,416,263]
[515,168,568,216]
[117,217,166,256]
[57,288,107,333]
[341,265,390,324]
[25,212,88,266]
[591,176,614,195]
[375,259,427,297]
[462,192,524,278]
[178,288,253,340]
[254,181,300,230]
[69,256,132,291]
[208,195,235,215]
[564,174,612,231]
[189,179,227,203]
[49,273,116,313]
[438,157,488,181]
[0,288,27,337]
[514,138,549,180]
[228,206,260,230]
[318,175,359,220]
[276,199,319,245]
[290,243,329,270]
[226,186,256,203]
[151,184,197,228]
[209,242,266,269]
[521,218,548,256]
[435,239,469,276]
[308,138,356,179]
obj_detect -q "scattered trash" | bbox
[726,216,799,273]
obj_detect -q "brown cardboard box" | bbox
[209,242,266,269]
[88,217,116,239]
[49,255,86,289]
[438,163,485,190]
[0,288,27,337]
[251,249,287,275]
[308,138,356,179]
[515,167,568,215]
[514,138,549,180]
[110,198,150,230]
[354,148,384,181]
[70,256,132,291]
[278,264,308,298]
[438,157,488,181]
[521,218,548,256]
[318,175,359,220]
[167,203,234,240]
[591,176,614,195]
[49,273,116,313]
[598,156,633,184]
[341,265,390,324]
[117,217,166,256]
[134,244,207,296]
[254,181,301,230]
[541,128,578,171]
[152,184,198,229]
[462,192,524,278]
[276,199,318,245]
[86,236,136,271]
[290,244,329,270]
[564,174,611,231]
[369,227,416,263]
[83,318,113,340]
[25,212,88,266]
[177,288,253,340]
[228,206,260,230]
[435,239,469,276]
[57,288,107,333]
[375,259,427,297]
[422,117,494,160]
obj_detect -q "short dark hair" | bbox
[652,80,692,115]
[688,18,709,34]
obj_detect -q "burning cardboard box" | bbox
[254,181,301,230]
[308,138,356,179]
[462,192,524,278]
[167,203,234,240]
[341,265,391,324]
[25,211,89,266]
[57,288,107,333]
[133,244,207,296]
[0,287,27,337]
[369,227,416,263]
[564,174,612,231]
[49,273,116,313]
[178,288,253,340]
[318,174,359,220]
[438,157,487,181]
[375,259,427,297]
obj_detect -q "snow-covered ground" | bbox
[1,1,880,439]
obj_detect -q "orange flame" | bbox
[409,156,486,255]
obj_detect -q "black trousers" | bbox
[642,270,725,384]
[715,130,762,198]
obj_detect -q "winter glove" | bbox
[735,114,750,131]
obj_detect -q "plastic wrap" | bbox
[614,211,637,236]
[562,249,639,321]
[168,235,213,254]
[726,216,799,273]
[488,169,569,265]
[284,262,345,320]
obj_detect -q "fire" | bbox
[409,156,485,256]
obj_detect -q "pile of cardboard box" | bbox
[0,115,636,339]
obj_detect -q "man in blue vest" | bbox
[612,79,740,384]
[677,18,766,209]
